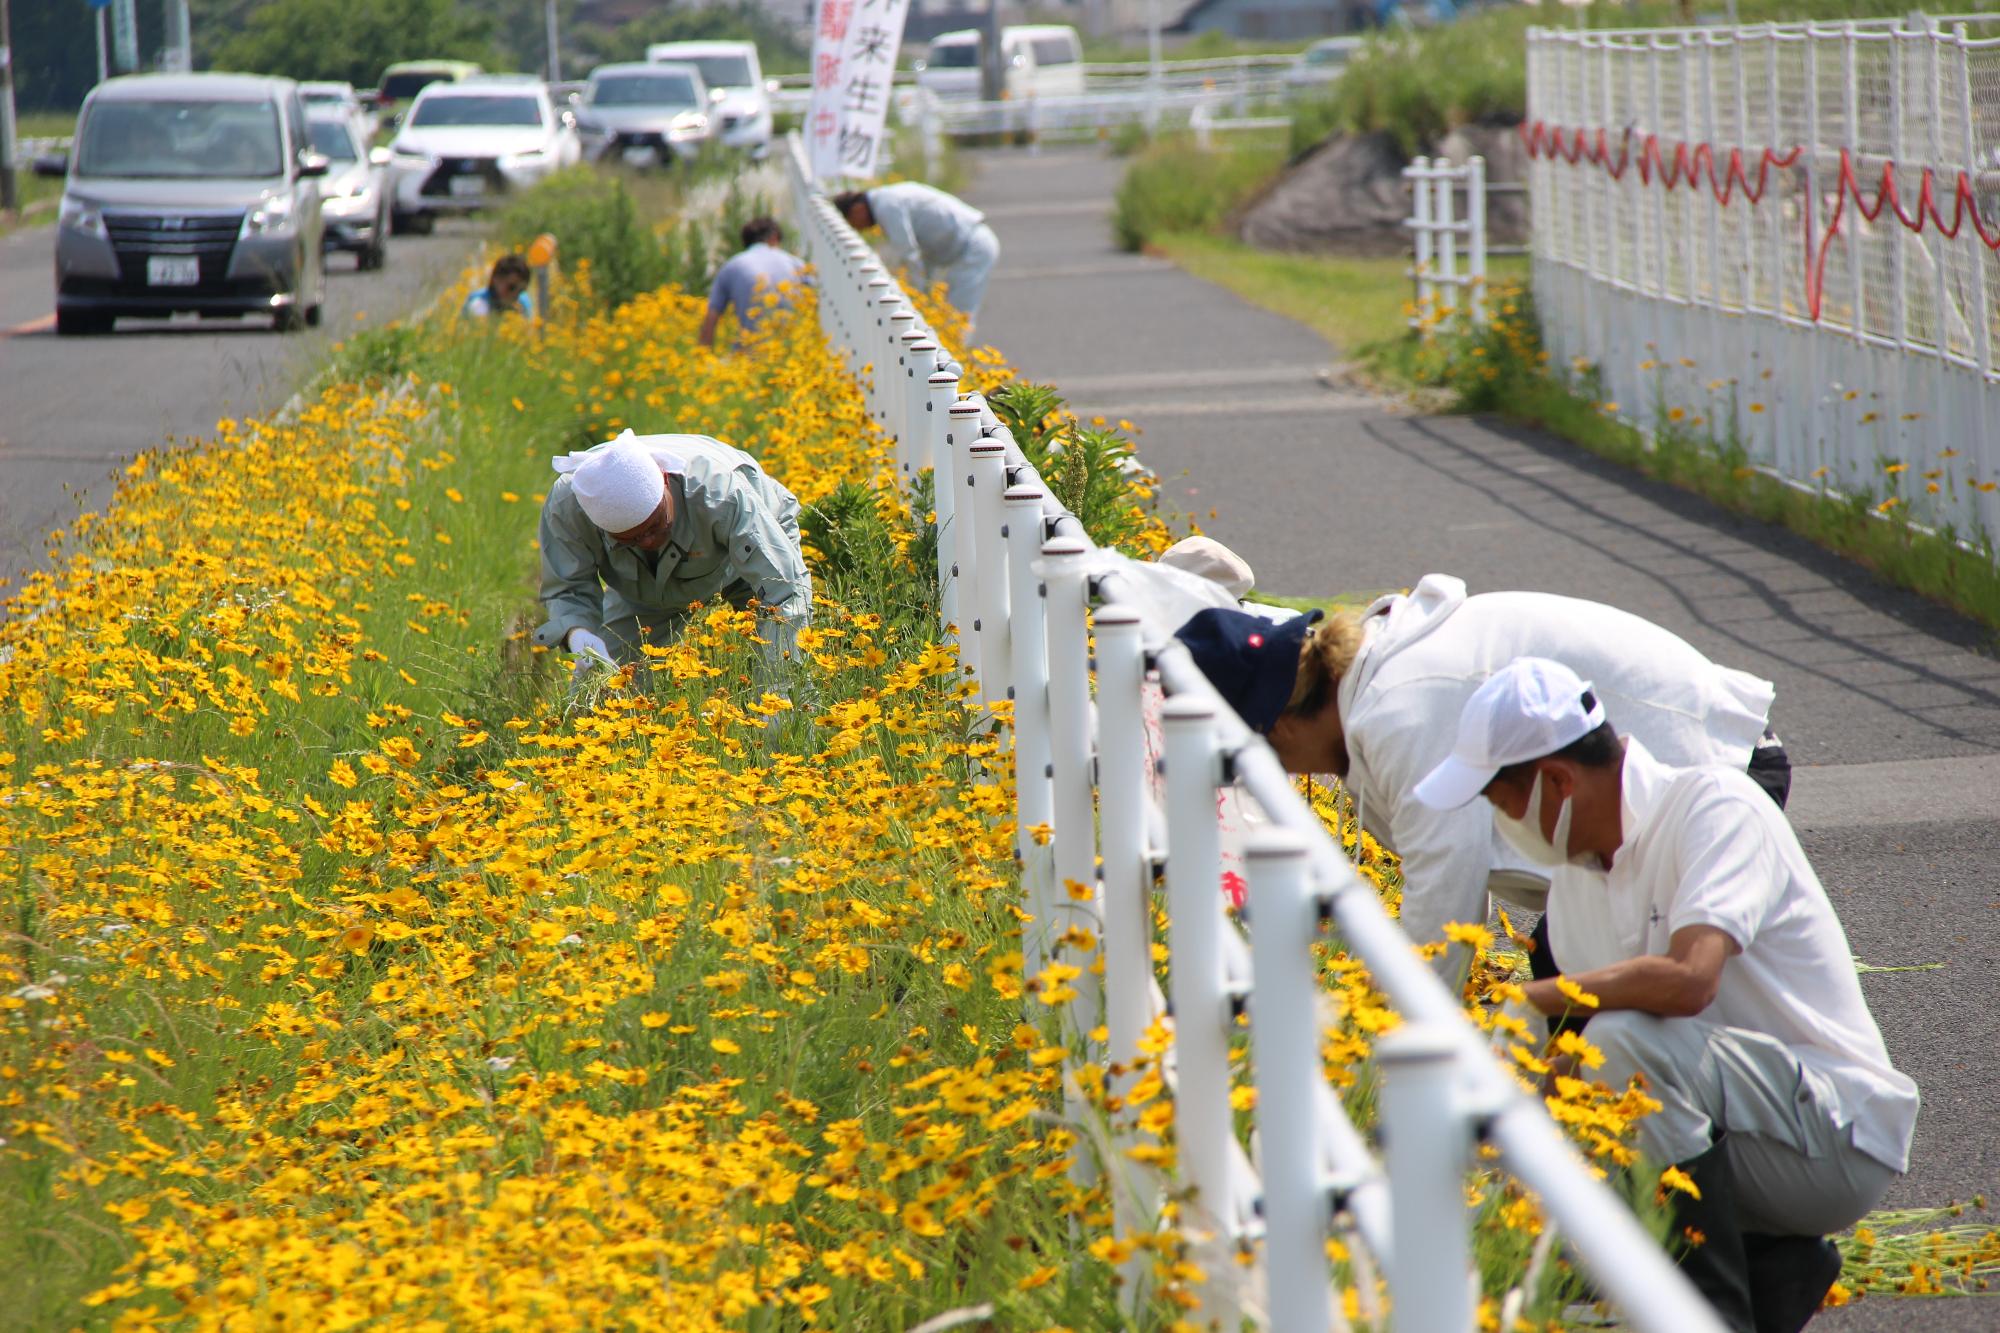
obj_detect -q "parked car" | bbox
[644,41,772,156]
[373,59,483,126]
[307,109,390,269]
[39,72,329,336]
[576,62,712,167]
[916,25,1085,102]
[385,81,579,234]
[1283,37,1365,91]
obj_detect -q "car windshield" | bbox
[675,55,753,89]
[930,42,978,68]
[409,94,543,128]
[591,73,700,107]
[382,71,450,100]
[307,119,358,161]
[76,98,285,179]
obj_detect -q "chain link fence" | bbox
[1527,15,2000,548]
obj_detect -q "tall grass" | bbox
[1111,132,1289,251]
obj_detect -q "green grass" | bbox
[1111,133,1290,252]
[4,111,75,234]
[1151,231,1529,368]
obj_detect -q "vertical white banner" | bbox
[807,0,913,183]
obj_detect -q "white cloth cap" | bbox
[553,430,665,533]
[1414,656,1607,810]
[1157,535,1256,600]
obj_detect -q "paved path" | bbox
[0,220,474,596]
[966,146,1999,1330]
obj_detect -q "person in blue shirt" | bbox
[463,254,534,319]
[699,217,808,347]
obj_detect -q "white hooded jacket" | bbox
[1336,575,1775,954]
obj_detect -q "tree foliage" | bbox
[211,0,496,88]
[575,1,810,76]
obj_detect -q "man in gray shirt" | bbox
[699,217,808,347]
[835,182,1001,333]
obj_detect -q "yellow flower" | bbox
[1555,976,1600,1010]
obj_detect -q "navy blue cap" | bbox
[1173,606,1324,734]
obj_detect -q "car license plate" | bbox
[449,175,484,197]
[147,255,200,286]
[622,144,657,166]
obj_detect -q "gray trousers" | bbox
[1590,1012,1897,1236]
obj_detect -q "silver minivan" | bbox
[41,73,330,335]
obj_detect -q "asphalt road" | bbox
[966,147,2000,1331]
[0,220,475,596]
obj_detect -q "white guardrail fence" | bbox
[1527,13,2000,549]
[782,131,1723,1333]
[1404,155,1491,332]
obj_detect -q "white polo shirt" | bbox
[1547,738,1919,1171]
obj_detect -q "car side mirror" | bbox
[368,146,392,168]
[33,152,69,179]
[764,77,780,93]
[298,151,331,178]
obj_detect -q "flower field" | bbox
[4,173,1989,1329]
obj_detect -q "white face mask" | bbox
[1493,771,1597,870]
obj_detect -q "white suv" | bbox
[386,82,579,233]
[644,41,772,157]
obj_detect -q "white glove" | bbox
[567,628,617,682]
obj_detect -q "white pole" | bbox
[1409,157,1434,329]
[1378,1023,1475,1333]
[1146,0,1163,130]
[1246,828,1334,1333]
[929,372,962,636]
[899,326,929,483]
[1005,484,1056,986]
[96,8,109,85]
[1468,155,1488,327]
[1437,162,1458,329]
[545,0,561,83]
[1041,535,1102,1041]
[165,0,192,71]
[1092,606,1154,1098]
[969,439,1011,709]
[1160,694,1243,1329]
[1093,604,1159,1307]
[946,401,984,678]
[888,308,917,456]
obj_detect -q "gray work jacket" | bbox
[532,434,810,650]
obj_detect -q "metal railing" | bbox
[1527,13,2000,549]
[1405,155,1490,332]
[782,131,1723,1333]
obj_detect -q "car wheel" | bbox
[274,305,307,333]
[358,243,385,271]
[408,211,435,236]
[305,303,323,329]
[55,307,113,337]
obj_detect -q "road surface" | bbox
[0,220,474,596]
[966,145,1999,1332]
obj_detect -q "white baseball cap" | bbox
[1413,657,1607,810]
[1158,535,1256,600]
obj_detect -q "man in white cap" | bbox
[1414,657,1917,1333]
[533,430,811,678]
[1174,574,1785,966]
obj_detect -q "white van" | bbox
[917,25,1084,103]
[644,40,773,156]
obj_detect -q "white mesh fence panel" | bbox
[1528,15,2000,547]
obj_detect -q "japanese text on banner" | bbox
[807,0,913,181]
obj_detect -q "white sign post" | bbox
[806,0,913,183]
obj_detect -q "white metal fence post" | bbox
[1437,160,1459,327]
[940,394,980,648]
[929,371,962,632]
[1040,536,1102,1034]
[969,440,1012,708]
[904,338,938,488]
[1093,604,1161,1307]
[1379,1023,1475,1333]
[1246,828,1333,1333]
[1409,155,1435,328]
[1468,155,1489,326]
[1007,488,1056,988]
[1160,695,1245,1329]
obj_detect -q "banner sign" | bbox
[806,0,913,182]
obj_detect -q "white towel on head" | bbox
[552,429,665,532]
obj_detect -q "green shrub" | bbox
[496,168,673,314]
[1111,133,1287,251]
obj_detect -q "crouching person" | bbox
[533,430,811,681]
[1413,657,1916,1333]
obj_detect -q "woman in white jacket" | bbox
[1175,574,1784,970]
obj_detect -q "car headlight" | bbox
[670,114,709,140]
[58,195,107,239]
[240,194,297,238]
